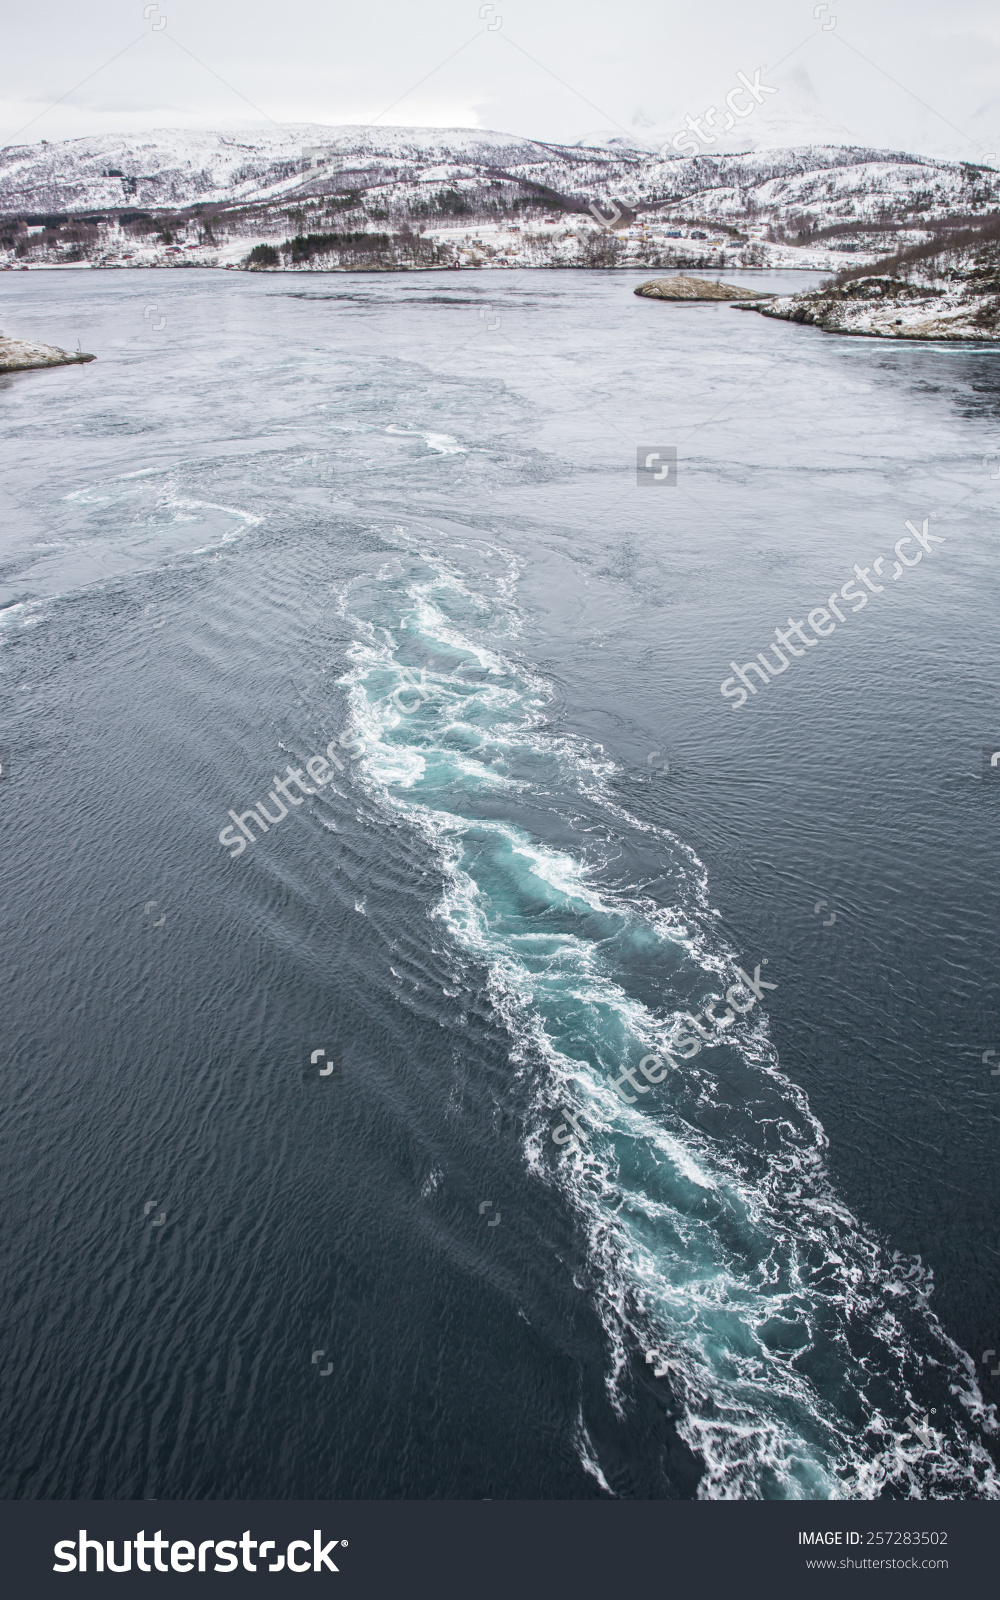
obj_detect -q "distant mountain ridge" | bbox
[0,125,618,215]
[0,122,971,221]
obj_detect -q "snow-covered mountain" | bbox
[0,124,623,215]
[3,122,996,223]
[2,124,998,277]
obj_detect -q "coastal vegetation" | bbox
[752,220,1000,339]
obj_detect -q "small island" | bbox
[634,276,772,303]
[0,333,96,373]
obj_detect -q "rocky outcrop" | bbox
[749,249,1000,340]
[635,275,771,301]
[0,335,96,372]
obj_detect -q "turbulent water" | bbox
[1,266,999,1500]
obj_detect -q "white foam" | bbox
[332,542,1000,1501]
[384,424,467,455]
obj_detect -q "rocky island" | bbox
[0,333,96,373]
[635,276,771,302]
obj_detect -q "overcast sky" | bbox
[3,0,1000,162]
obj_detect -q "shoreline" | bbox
[1,260,829,275]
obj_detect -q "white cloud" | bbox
[1,0,999,161]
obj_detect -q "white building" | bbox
[302,146,342,172]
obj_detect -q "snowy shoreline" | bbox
[747,252,1000,341]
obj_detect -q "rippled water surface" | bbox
[2,265,999,1499]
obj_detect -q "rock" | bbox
[634,276,771,302]
[748,252,1000,340]
[0,335,96,373]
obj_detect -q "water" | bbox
[1,265,999,1500]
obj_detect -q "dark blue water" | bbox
[1,265,998,1500]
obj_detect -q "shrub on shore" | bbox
[247,243,280,268]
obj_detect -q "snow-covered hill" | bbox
[754,234,1000,341]
[0,125,618,215]
[2,124,999,276]
[3,123,996,220]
